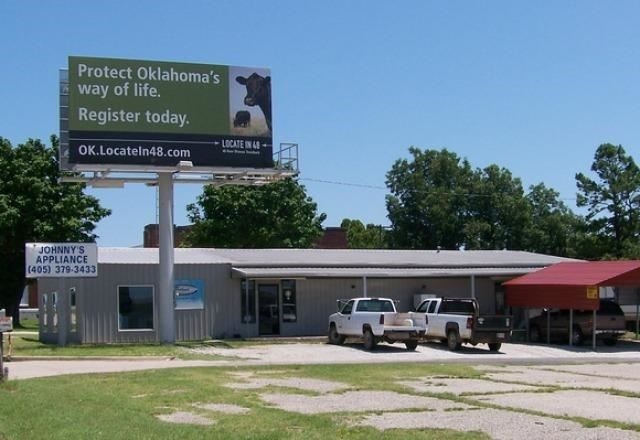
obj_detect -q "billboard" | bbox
[25,242,98,278]
[61,56,273,170]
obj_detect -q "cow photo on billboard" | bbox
[230,66,272,136]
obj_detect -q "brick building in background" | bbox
[143,224,192,248]
[313,227,348,249]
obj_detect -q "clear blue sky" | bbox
[2,1,639,247]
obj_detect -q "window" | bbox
[70,287,77,332]
[356,299,395,312]
[118,285,154,331]
[416,301,430,313]
[341,300,354,315]
[241,280,256,323]
[52,292,58,330]
[281,280,297,323]
[440,300,475,314]
[427,301,438,314]
[42,293,48,329]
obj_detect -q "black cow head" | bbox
[236,73,271,107]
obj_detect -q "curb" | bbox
[6,356,176,362]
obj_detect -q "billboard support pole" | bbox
[158,172,175,343]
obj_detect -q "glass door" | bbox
[258,284,280,335]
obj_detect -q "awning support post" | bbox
[546,308,551,345]
[636,288,640,339]
[569,309,573,346]
[592,309,597,350]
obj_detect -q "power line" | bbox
[300,177,386,190]
[300,177,579,201]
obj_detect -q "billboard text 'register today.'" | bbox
[62,56,273,170]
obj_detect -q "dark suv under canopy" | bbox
[529,299,626,346]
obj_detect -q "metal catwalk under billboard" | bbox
[62,56,273,170]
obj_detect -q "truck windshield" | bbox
[356,300,395,312]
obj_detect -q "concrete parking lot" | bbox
[6,339,640,380]
[5,340,640,439]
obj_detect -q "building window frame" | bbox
[241,280,256,324]
[281,279,297,323]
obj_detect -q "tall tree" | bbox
[185,178,326,248]
[576,143,640,258]
[524,183,584,257]
[0,136,110,323]
[340,219,388,249]
[464,165,530,250]
[385,147,474,249]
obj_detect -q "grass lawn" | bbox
[0,363,486,440]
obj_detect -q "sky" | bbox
[2,1,639,247]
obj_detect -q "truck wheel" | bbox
[488,342,502,352]
[363,328,377,350]
[447,330,461,351]
[405,340,418,351]
[529,325,541,343]
[328,324,345,345]
[571,326,584,346]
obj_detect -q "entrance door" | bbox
[258,284,280,335]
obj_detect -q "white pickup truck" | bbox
[328,297,427,351]
[415,297,511,352]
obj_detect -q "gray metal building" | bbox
[37,248,573,344]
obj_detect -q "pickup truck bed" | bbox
[416,297,511,352]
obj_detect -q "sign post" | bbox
[0,315,12,381]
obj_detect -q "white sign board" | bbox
[25,243,98,278]
[0,316,12,332]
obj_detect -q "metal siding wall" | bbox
[39,269,504,341]
[288,278,360,336]
[95,264,158,344]
[174,264,210,341]
[474,278,497,314]
[205,266,245,339]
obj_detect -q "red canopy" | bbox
[504,261,640,310]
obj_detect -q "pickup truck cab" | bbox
[416,297,511,352]
[328,297,426,351]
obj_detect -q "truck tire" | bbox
[363,328,377,350]
[529,325,541,343]
[447,329,461,351]
[488,342,502,352]
[571,326,584,346]
[328,324,345,345]
[603,337,618,346]
[405,340,418,351]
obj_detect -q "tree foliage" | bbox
[385,147,535,251]
[184,178,326,248]
[576,143,640,258]
[464,165,530,250]
[0,136,110,321]
[386,148,473,249]
[524,183,585,257]
[340,219,388,249]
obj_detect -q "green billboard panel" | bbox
[65,56,273,169]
